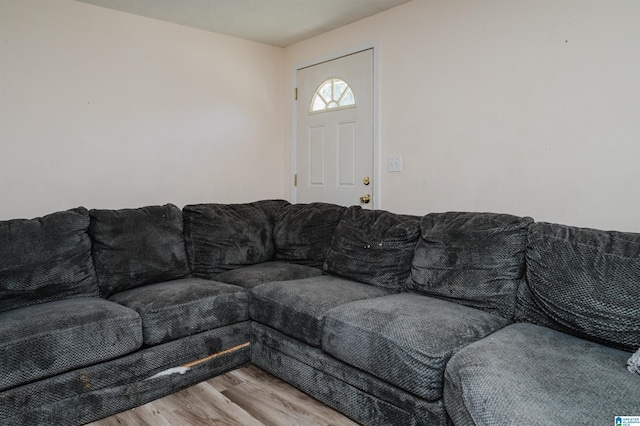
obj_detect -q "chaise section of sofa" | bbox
[444,322,640,426]
[444,221,640,425]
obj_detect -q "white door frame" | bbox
[291,40,381,209]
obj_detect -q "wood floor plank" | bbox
[148,381,264,426]
[86,403,173,426]
[228,364,357,423]
[86,366,356,426]
[227,364,286,386]
[221,371,358,426]
[207,369,245,393]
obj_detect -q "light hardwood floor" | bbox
[86,365,359,426]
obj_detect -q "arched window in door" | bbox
[310,78,356,113]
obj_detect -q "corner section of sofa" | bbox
[250,208,535,426]
[443,220,640,425]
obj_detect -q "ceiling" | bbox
[74,0,413,47]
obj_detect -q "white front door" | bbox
[295,49,374,208]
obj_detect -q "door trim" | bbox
[291,40,381,209]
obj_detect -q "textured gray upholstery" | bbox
[273,202,346,267]
[89,204,190,298]
[517,222,640,352]
[323,293,511,400]
[109,278,249,346]
[0,298,142,391]
[182,200,289,278]
[5,200,640,426]
[323,206,421,290]
[0,322,250,426]
[444,323,640,426]
[214,261,324,288]
[0,207,98,313]
[252,323,446,426]
[408,212,533,318]
[250,275,391,346]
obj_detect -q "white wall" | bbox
[0,0,286,220]
[284,0,640,232]
[3,0,640,232]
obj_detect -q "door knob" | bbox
[363,176,370,185]
[359,194,371,204]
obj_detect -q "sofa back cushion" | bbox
[323,206,421,290]
[408,212,533,318]
[516,222,640,352]
[274,202,346,268]
[182,200,289,279]
[0,207,98,312]
[89,204,190,298]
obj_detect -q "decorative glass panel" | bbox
[341,88,354,106]
[334,80,347,99]
[320,81,332,101]
[312,96,326,111]
[310,78,356,113]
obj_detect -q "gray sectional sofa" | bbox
[0,200,638,425]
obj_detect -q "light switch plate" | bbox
[388,155,402,172]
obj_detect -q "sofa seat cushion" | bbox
[0,298,142,391]
[214,261,324,288]
[322,293,510,401]
[89,204,191,298]
[109,278,249,346]
[443,323,640,425]
[250,275,392,347]
[323,206,421,290]
[0,207,98,313]
[182,200,289,279]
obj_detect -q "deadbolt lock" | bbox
[359,194,371,204]
[363,176,370,185]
